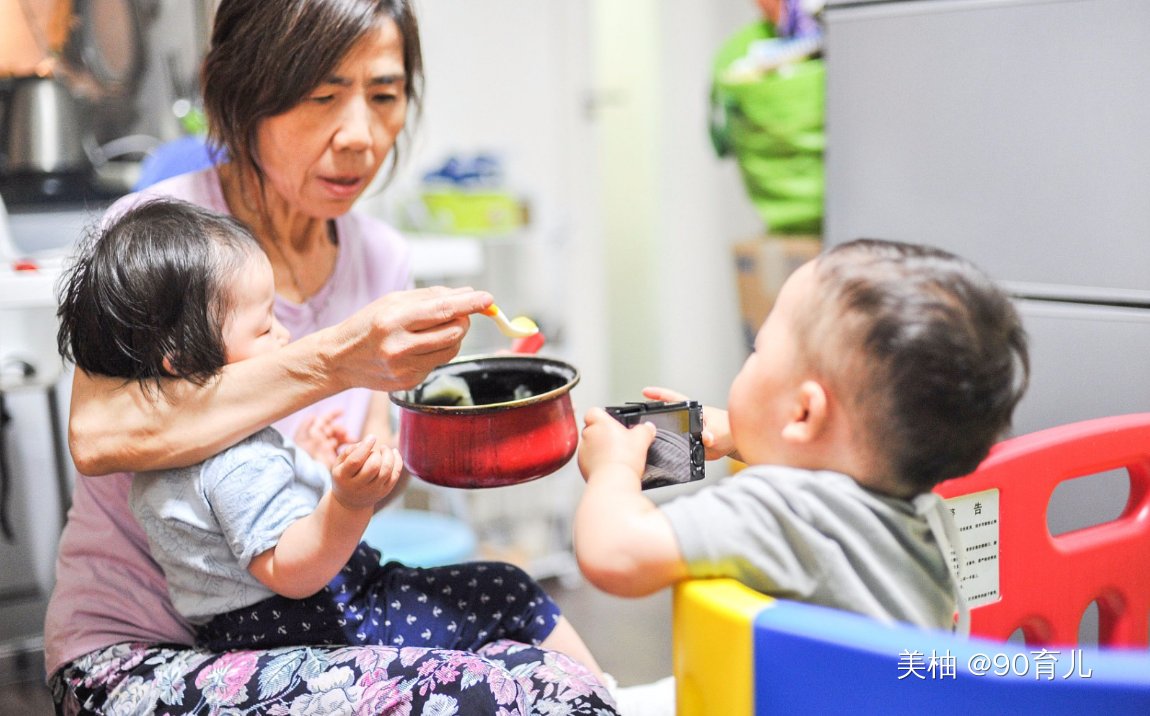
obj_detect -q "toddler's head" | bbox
[730,238,1029,496]
[58,198,288,392]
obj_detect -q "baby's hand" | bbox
[330,435,403,512]
[577,407,656,483]
[642,386,735,460]
[294,409,353,469]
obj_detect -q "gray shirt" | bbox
[130,428,329,624]
[662,466,960,630]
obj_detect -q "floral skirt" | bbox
[50,639,619,715]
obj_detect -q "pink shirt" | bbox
[43,169,413,675]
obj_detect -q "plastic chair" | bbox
[674,580,1150,715]
[133,135,219,190]
[672,413,1150,715]
[361,507,478,568]
[934,412,1150,647]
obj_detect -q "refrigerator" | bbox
[821,0,1150,640]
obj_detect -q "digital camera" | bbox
[605,400,706,489]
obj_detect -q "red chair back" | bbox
[935,413,1150,647]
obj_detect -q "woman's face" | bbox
[255,19,408,219]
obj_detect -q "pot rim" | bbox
[390,354,580,415]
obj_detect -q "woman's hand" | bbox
[326,286,494,393]
[293,409,351,469]
[330,435,403,512]
[641,386,736,461]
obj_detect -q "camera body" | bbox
[605,400,706,489]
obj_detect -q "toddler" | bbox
[56,198,604,679]
[575,238,1029,632]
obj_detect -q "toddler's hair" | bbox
[804,239,1029,492]
[57,198,262,393]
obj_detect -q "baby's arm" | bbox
[361,391,410,508]
[573,408,689,597]
[297,398,408,507]
[248,436,402,598]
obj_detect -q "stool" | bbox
[362,508,478,568]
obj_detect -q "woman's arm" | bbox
[69,286,492,475]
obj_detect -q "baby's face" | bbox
[727,259,818,465]
[221,252,291,364]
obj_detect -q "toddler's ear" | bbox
[781,380,828,444]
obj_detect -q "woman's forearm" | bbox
[69,329,345,475]
[69,286,492,475]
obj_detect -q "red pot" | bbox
[391,355,580,488]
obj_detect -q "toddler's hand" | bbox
[578,407,656,483]
[330,435,403,511]
[294,409,353,469]
[642,386,735,460]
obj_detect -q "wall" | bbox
[591,0,765,406]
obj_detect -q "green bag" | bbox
[711,21,825,235]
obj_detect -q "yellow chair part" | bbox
[673,578,773,716]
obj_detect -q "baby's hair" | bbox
[803,239,1029,492]
[57,198,263,393]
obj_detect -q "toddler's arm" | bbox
[247,436,402,598]
[642,386,738,461]
[573,408,689,597]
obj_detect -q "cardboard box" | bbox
[733,235,822,349]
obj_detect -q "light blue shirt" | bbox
[130,427,330,624]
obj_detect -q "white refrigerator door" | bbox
[823,0,1150,292]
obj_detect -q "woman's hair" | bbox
[801,239,1030,492]
[57,198,261,393]
[201,0,423,185]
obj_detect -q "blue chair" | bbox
[133,136,220,190]
[361,508,478,568]
[674,579,1150,715]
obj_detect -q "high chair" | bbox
[672,413,1150,715]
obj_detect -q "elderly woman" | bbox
[45,1,616,713]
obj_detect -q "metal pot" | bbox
[391,355,580,488]
[2,77,88,176]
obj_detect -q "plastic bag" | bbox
[710,21,825,235]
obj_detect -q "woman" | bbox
[45,1,615,713]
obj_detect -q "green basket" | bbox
[711,21,825,235]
